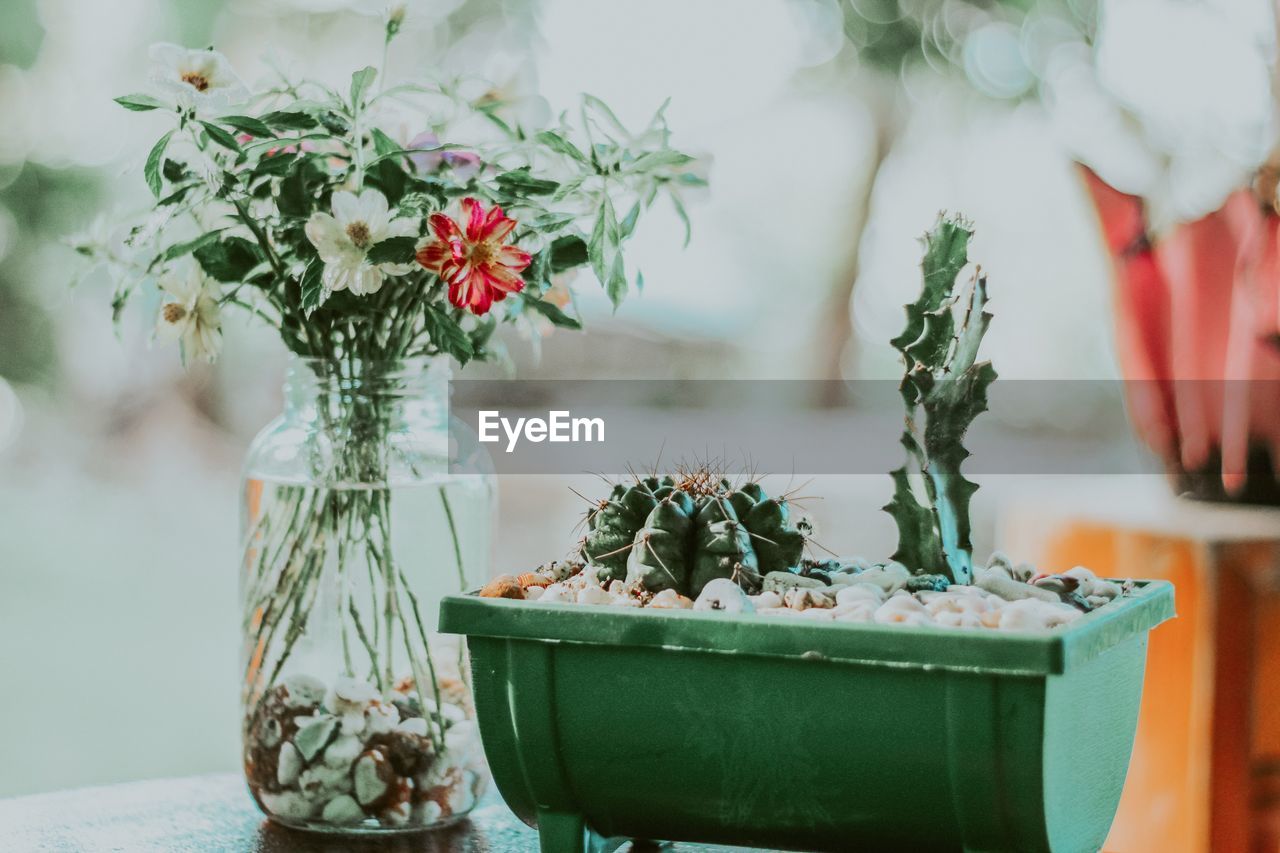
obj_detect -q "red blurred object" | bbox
[1081,166,1280,503]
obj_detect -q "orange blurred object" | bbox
[1003,485,1280,853]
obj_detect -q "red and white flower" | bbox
[416,198,531,316]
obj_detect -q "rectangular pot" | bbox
[440,580,1174,853]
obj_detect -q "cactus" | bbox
[884,214,996,586]
[579,467,807,598]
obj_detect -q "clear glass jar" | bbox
[239,356,494,832]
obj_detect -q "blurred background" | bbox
[1,0,1278,842]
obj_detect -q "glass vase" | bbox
[239,356,494,832]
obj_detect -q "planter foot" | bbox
[536,810,629,853]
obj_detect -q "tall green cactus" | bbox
[885,214,996,586]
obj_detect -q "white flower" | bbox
[148,43,249,116]
[304,190,418,297]
[156,265,222,365]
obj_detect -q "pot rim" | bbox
[439,580,1174,677]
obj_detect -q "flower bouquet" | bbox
[79,21,700,833]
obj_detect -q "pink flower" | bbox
[416,197,531,316]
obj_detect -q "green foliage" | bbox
[88,44,701,376]
[884,214,996,585]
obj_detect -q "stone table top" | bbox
[0,774,767,852]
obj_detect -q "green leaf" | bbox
[524,295,582,330]
[548,235,588,272]
[366,235,418,265]
[582,93,630,138]
[494,169,560,196]
[588,203,608,286]
[194,236,263,283]
[251,151,297,177]
[626,150,694,173]
[535,130,588,163]
[670,192,692,248]
[200,120,242,153]
[422,305,474,364]
[145,131,174,198]
[349,66,377,108]
[606,251,627,309]
[618,201,641,240]
[115,93,165,112]
[218,115,272,138]
[261,110,318,130]
[161,230,224,262]
[370,127,400,157]
[300,257,327,316]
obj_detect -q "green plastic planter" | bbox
[440,580,1173,853]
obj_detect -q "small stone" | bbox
[873,594,932,626]
[693,578,755,613]
[324,677,379,715]
[446,774,476,815]
[479,574,525,600]
[365,702,399,735]
[321,794,365,825]
[378,779,415,826]
[258,716,283,749]
[986,551,1015,573]
[370,729,435,777]
[649,589,694,609]
[749,591,783,610]
[854,562,912,594]
[783,588,834,611]
[276,742,303,787]
[524,586,545,600]
[397,717,428,737]
[339,711,366,736]
[281,674,326,709]
[998,598,1082,631]
[299,763,353,798]
[576,585,613,605]
[835,583,885,607]
[762,571,826,595]
[413,800,444,825]
[833,602,876,622]
[935,609,984,628]
[904,573,950,593]
[539,584,572,604]
[976,568,1061,604]
[293,715,338,763]
[1011,563,1038,583]
[323,734,364,770]
[354,750,394,808]
[259,790,319,820]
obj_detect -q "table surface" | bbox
[0,774,768,853]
